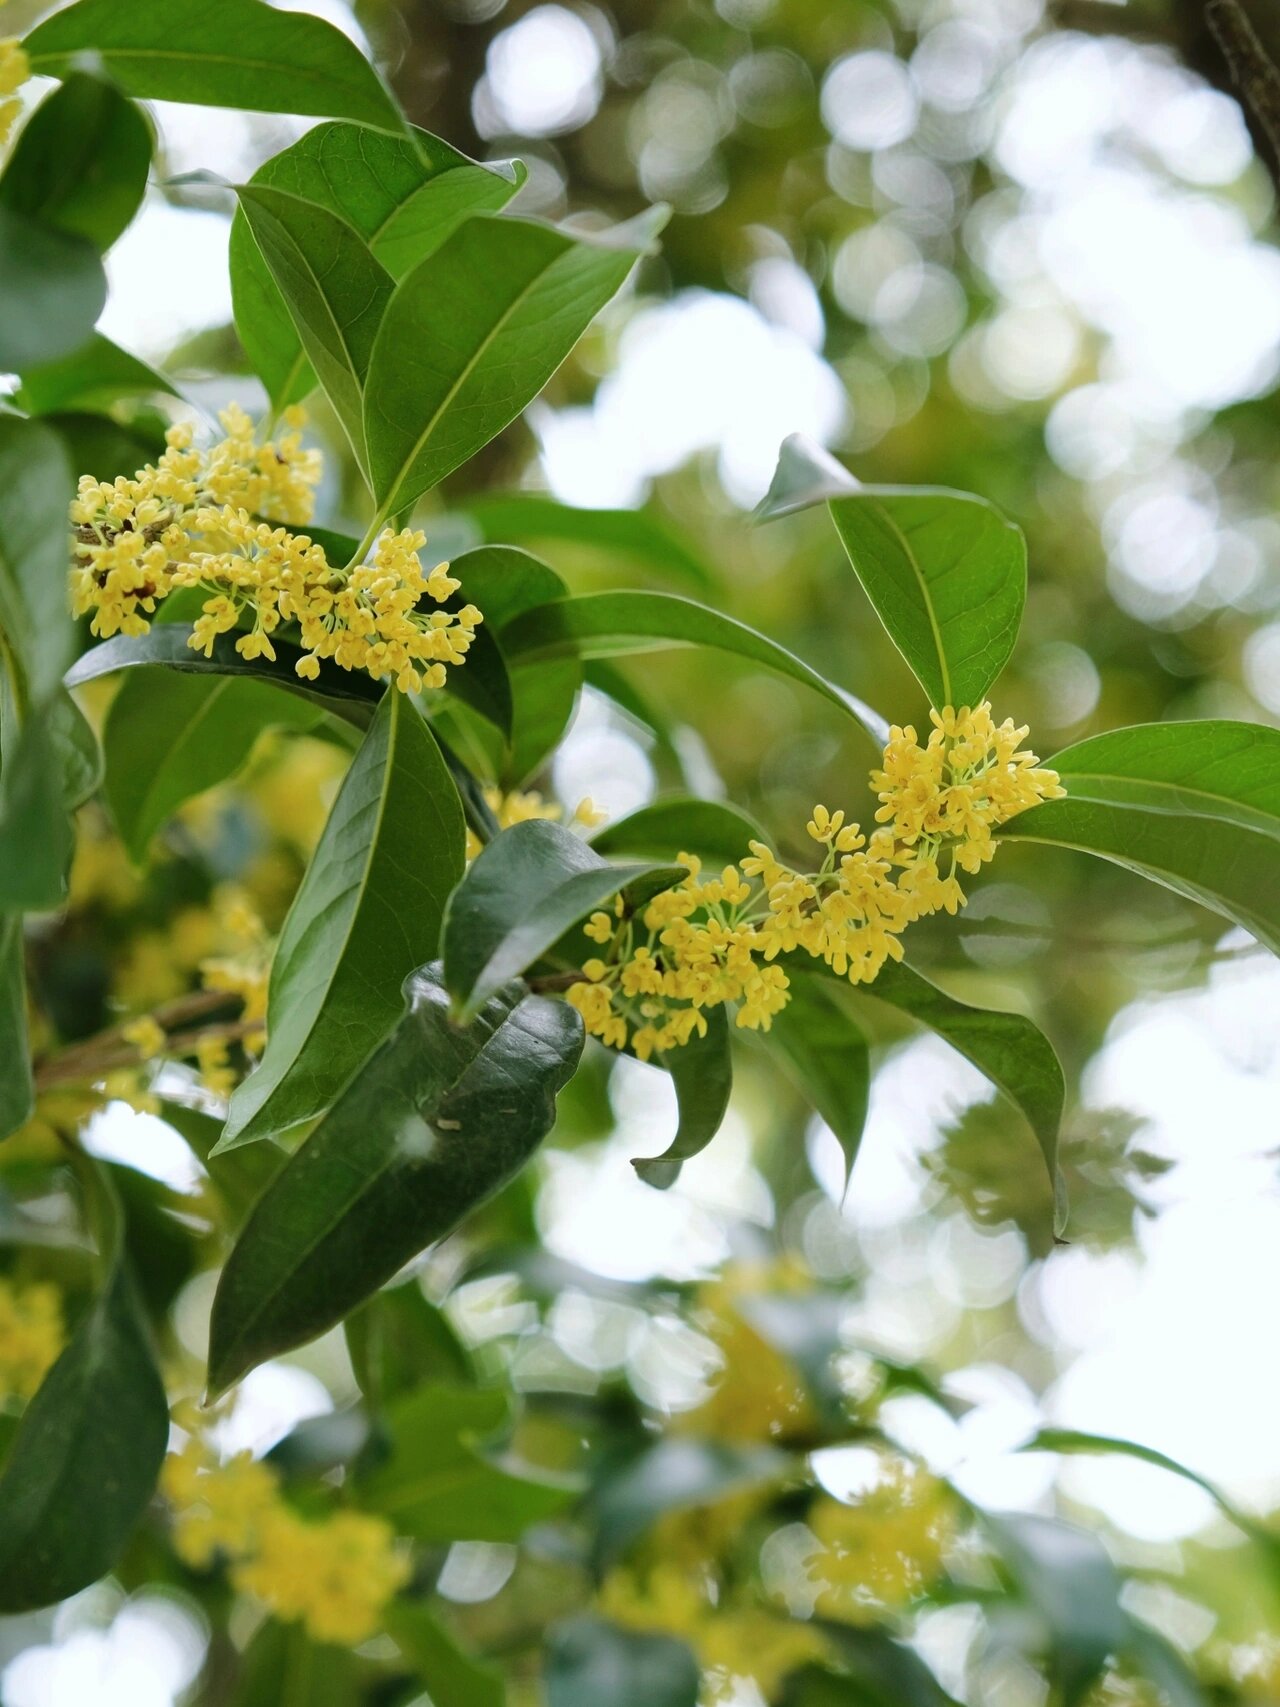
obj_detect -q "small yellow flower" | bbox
[122,1015,167,1060]
[0,1279,64,1404]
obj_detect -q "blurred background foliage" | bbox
[5,0,1280,1701]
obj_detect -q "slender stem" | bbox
[345,510,390,571]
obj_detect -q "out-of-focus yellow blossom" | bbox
[465,786,563,861]
[122,1015,167,1060]
[68,814,143,910]
[0,1279,65,1404]
[679,1268,814,1444]
[570,703,1062,1056]
[0,1092,95,1165]
[163,1431,409,1645]
[698,1612,828,1703]
[0,38,28,148]
[198,887,272,1054]
[69,408,482,694]
[232,1506,410,1646]
[808,1453,955,1623]
[249,735,348,857]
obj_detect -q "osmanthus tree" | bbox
[1,5,1279,1703]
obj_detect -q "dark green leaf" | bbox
[592,797,763,867]
[448,544,567,630]
[16,333,176,415]
[25,0,405,132]
[1122,1621,1210,1707]
[827,489,1025,711]
[208,966,583,1391]
[346,1280,475,1410]
[233,1620,358,1707]
[983,1513,1127,1705]
[501,591,883,744]
[220,688,465,1150]
[0,1153,167,1611]
[48,410,164,483]
[0,73,151,251]
[0,914,32,1142]
[230,122,523,414]
[1001,719,1280,955]
[765,977,870,1188]
[364,209,665,515]
[50,690,104,811]
[235,185,393,471]
[0,713,75,910]
[104,667,321,864]
[545,1618,699,1707]
[0,415,76,704]
[157,1099,284,1223]
[790,1625,961,1707]
[386,1603,506,1707]
[865,960,1064,1228]
[0,207,107,371]
[461,494,715,593]
[442,817,686,1022]
[361,1382,577,1541]
[632,1006,733,1188]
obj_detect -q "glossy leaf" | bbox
[765,976,870,1188]
[24,0,405,133]
[51,689,104,811]
[501,591,884,744]
[442,818,686,1022]
[0,914,32,1142]
[104,667,321,864]
[447,545,568,631]
[0,207,107,371]
[1002,719,1280,954]
[386,1603,506,1707]
[867,960,1065,1229]
[0,414,76,704]
[632,1006,733,1188]
[208,966,583,1391]
[827,489,1025,711]
[345,1280,475,1410]
[364,209,665,514]
[592,797,764,867]
[230,122,522,414]
[220,688,464,1150]
[0,73,151,252]
[461,494,715,592]
[0,1155,167,1611]
[545,1618,699,1707]
[0,714,75,909]
[16,332,176,415]
[360,1382,577,1541]
[236,185,393,469]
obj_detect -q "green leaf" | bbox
[386,1603,506,1707]
[235,185,393,471]
[0,1153,167,1611]
[448,544,568,630]
[827,490,1025,711]
[103,668,321,864]
[219,688,465,1150]
[545,1618,699,1707]
[25,0,406,133]
[345,1280,475,1410]
[500,591,884,744]
[460,494,715,593]
[0,415,76,705]
[207,966,583,1391]
[364,209,665,515]
[591,1438,787,1563]
[0,73,151,251]
[983,1513,1127,1706]
[51,689,104,811]
[16,333,177,415]
[233,1621,358,1707]
[765,977,870,1189]
[0,713,75,909]
[1001,720,1280,955]
[632,1006,733,1188]
[442,818,686,1022]
[0,207,107,371]
[754,433,860,520]
[49,410,164,483]
[360,1382,577,1542]
[0,914,33,1142]
[865,960,1065,1230]
[230,122,523,415]
[592,797,763,867]
[788,1629,961,1707]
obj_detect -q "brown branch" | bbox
[1205,0,1280,176]
[32,991,246,1091]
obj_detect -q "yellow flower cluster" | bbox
[0,39,27,149]
[162,1435,409,1645]
[570,704,1062,1057]
[0,1279,65,1404]
[465,787,606,861]
[678,1266,815,1444]
[807,1453,955,1623]
[69,408,482,695]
